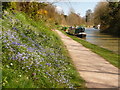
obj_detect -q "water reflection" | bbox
[84,28,120,54]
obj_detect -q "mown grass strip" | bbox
[60,30,120,69]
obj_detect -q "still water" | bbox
[84,28,120,54]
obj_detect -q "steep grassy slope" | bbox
[2,10,85,88]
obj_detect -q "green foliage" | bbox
[4,2,48,19]
[94,2,120,37]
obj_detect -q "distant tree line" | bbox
[64,11,85,26]
[2,2,86,27]
[93,1,120,37]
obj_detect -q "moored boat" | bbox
[68,26,87,38]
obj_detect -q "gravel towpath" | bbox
[55,30,119,88]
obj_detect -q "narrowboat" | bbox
[68,26,86,38]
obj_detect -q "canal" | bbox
[84,28,120,54]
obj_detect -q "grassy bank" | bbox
[2,10,85,88]
[59,29,120,69]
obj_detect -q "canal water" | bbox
[84,28,120,54]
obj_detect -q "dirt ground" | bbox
[55,30,119,88]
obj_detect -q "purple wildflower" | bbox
[17,43,21,45]
[45,72,48,74]
[46,63,51,66]
[35,44,39,47]
[12,27,18,31]
[12,56,18,60]
[12,42,21,45]
[39,64,42,67]
[27,47,34,52]
[12,42,16,44]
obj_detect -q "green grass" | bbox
[59,29,120,69]
[2,10,85,88]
